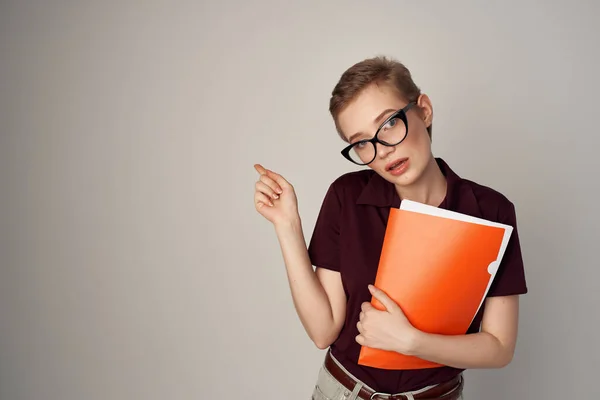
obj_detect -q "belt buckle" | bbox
[370,392,406,400]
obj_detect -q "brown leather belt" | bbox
[324,351,463,400]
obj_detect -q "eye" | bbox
[382,118,398,130]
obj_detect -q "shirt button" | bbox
[344,390,351,397]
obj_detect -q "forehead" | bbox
[337,83,405,140]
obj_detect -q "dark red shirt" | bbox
[307,157,528,393]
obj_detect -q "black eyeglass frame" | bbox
[340,102,416,165]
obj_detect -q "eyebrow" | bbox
[347,108,397,143]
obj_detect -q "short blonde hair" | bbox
[329,56,431,141]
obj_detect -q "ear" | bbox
[416,93,433,128]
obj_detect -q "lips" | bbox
[386,158,408,171]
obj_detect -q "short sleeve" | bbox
[488,201,528,296]
[307,182,342,272]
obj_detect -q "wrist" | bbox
[274,215,302,233]
[400,328,425,356]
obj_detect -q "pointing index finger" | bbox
[254,164,268,175]
[254,164,289,188]
[265,169,289,188]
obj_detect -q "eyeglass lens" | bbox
[347,116,407,165]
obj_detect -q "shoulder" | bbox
[327,169,375,198]
[462,177,513,207]
[438,158,518,223]
[458,177,517,223]
[309,170,376,235]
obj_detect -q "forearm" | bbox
[274,218,338,346]
[408,331,513,369]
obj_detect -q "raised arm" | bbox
[254,164,346,348]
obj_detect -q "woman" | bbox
[253,56,527,400]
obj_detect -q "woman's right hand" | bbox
[253,164,300,226]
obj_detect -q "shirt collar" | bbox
[355,157,469,210]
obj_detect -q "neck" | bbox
[395,156,447,207]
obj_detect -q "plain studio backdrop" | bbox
[1,1,599,399]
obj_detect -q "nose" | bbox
[375,142,394,159]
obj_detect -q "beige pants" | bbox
[312,353,464,400]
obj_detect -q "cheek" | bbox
[404,126,431,152]
[370,160,387,173]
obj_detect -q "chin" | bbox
[383,165,423,186]
[391,173,419,186]
[375,168,413,185]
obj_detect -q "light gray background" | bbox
[1,1,599,399]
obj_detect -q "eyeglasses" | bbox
[341,102,416,165]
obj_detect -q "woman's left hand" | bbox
[356,285,421,355]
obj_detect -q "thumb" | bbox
[368,285,399,313]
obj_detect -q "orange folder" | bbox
[358,200,513,370]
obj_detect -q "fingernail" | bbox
[277,188,283,193]
[272,194,279,199]
[269,201,274,206]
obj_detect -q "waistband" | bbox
[323,350,463,400]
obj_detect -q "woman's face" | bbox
[337,83,434,187]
